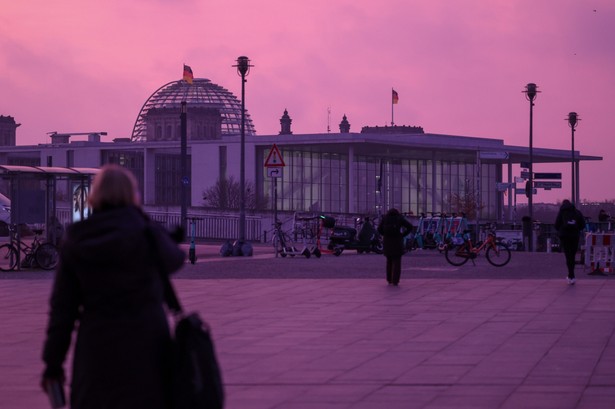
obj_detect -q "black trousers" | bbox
[561,235,580,279]
[386,256,402,284]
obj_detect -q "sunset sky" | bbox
[1,0,613,203]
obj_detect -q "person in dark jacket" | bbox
[41,164,186,409]
[554,199,585,285]
[377,208,413,286]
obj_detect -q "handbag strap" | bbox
[146,223,184,314]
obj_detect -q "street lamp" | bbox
[523,83,539,251]
[180,101,188,234]
[233,56,252,246]
[567,112,580,205]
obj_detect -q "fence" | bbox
[584,233,615,273]
[57,207,264,242]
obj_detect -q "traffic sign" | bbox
[264,144,285,167]
[267,167,283,178]
[534,172,562,180]
[534,181,562,189]
[514,177,525,183]
[480,151,509,160]
[520,171,530,179]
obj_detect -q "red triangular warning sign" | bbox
[264,144,285,167]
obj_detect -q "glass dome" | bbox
[131,78,256,142]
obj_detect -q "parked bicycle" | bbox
[0,227,59,271]
[444,226,511,267]
[272,220,311,258]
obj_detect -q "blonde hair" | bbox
[88,164,141,211]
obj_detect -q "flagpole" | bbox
[391,88,394,126]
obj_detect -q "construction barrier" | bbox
[584,233,615,274]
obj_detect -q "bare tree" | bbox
[202,176,268,210]
[449,180,484,220]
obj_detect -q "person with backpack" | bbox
[554,199,586,285]
[377,208,413,286]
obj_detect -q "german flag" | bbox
[392,89,399,104]
[183,64,194,84]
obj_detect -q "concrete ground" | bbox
[1,244,614,408]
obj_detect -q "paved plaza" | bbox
[1,244,615,408]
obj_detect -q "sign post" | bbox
[265,144,286,225]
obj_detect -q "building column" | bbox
[143,147,156,205]
[348,145,355,213]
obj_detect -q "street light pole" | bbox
[234,56,252,244]
[567,112,579,206]
[523,83,539,252]
[180,100,188,234]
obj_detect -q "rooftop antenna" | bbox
[327,106,331,133]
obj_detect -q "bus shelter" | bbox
[0,165,99,242]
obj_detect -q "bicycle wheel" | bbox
[35,243,59,270]
[486,242,511,267]
[0,244,19,271]
[444,243,471,266]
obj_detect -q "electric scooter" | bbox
[187,217,202,264]
[323,216,383,256]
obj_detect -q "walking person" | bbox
[41,164,186,409]
[378,208,413,286]
[554,199,585,285]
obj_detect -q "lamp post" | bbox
[523,83,539,251]
[567,112,579,205]
[233,56,252,244]
[180,100,187,234]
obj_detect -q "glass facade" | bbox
[264,147,498,219]
[263,149,347,214]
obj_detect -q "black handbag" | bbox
[152,236,225,409]
[171,310,225,409]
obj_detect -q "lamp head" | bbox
[524,83,539,101]
[235,56,252,77]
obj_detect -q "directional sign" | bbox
[534,181,562,189]
[516,188,536,195]
[496,182,514,192]
[534,172,562,180]
[479,151,509,160]
[264,144,285,167]
[267,167,283,178]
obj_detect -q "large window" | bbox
[154,153,191,206]
[101,151,144,197]
[264,149,346,213]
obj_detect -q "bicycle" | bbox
[444,226,511,267]
[0,227,59,271]
[272,220,310,258]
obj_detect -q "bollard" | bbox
[546,238,551,253]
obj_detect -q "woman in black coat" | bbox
[41,164,186,409]
[378,208,413,286]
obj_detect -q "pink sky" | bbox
[1,0,613,203]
